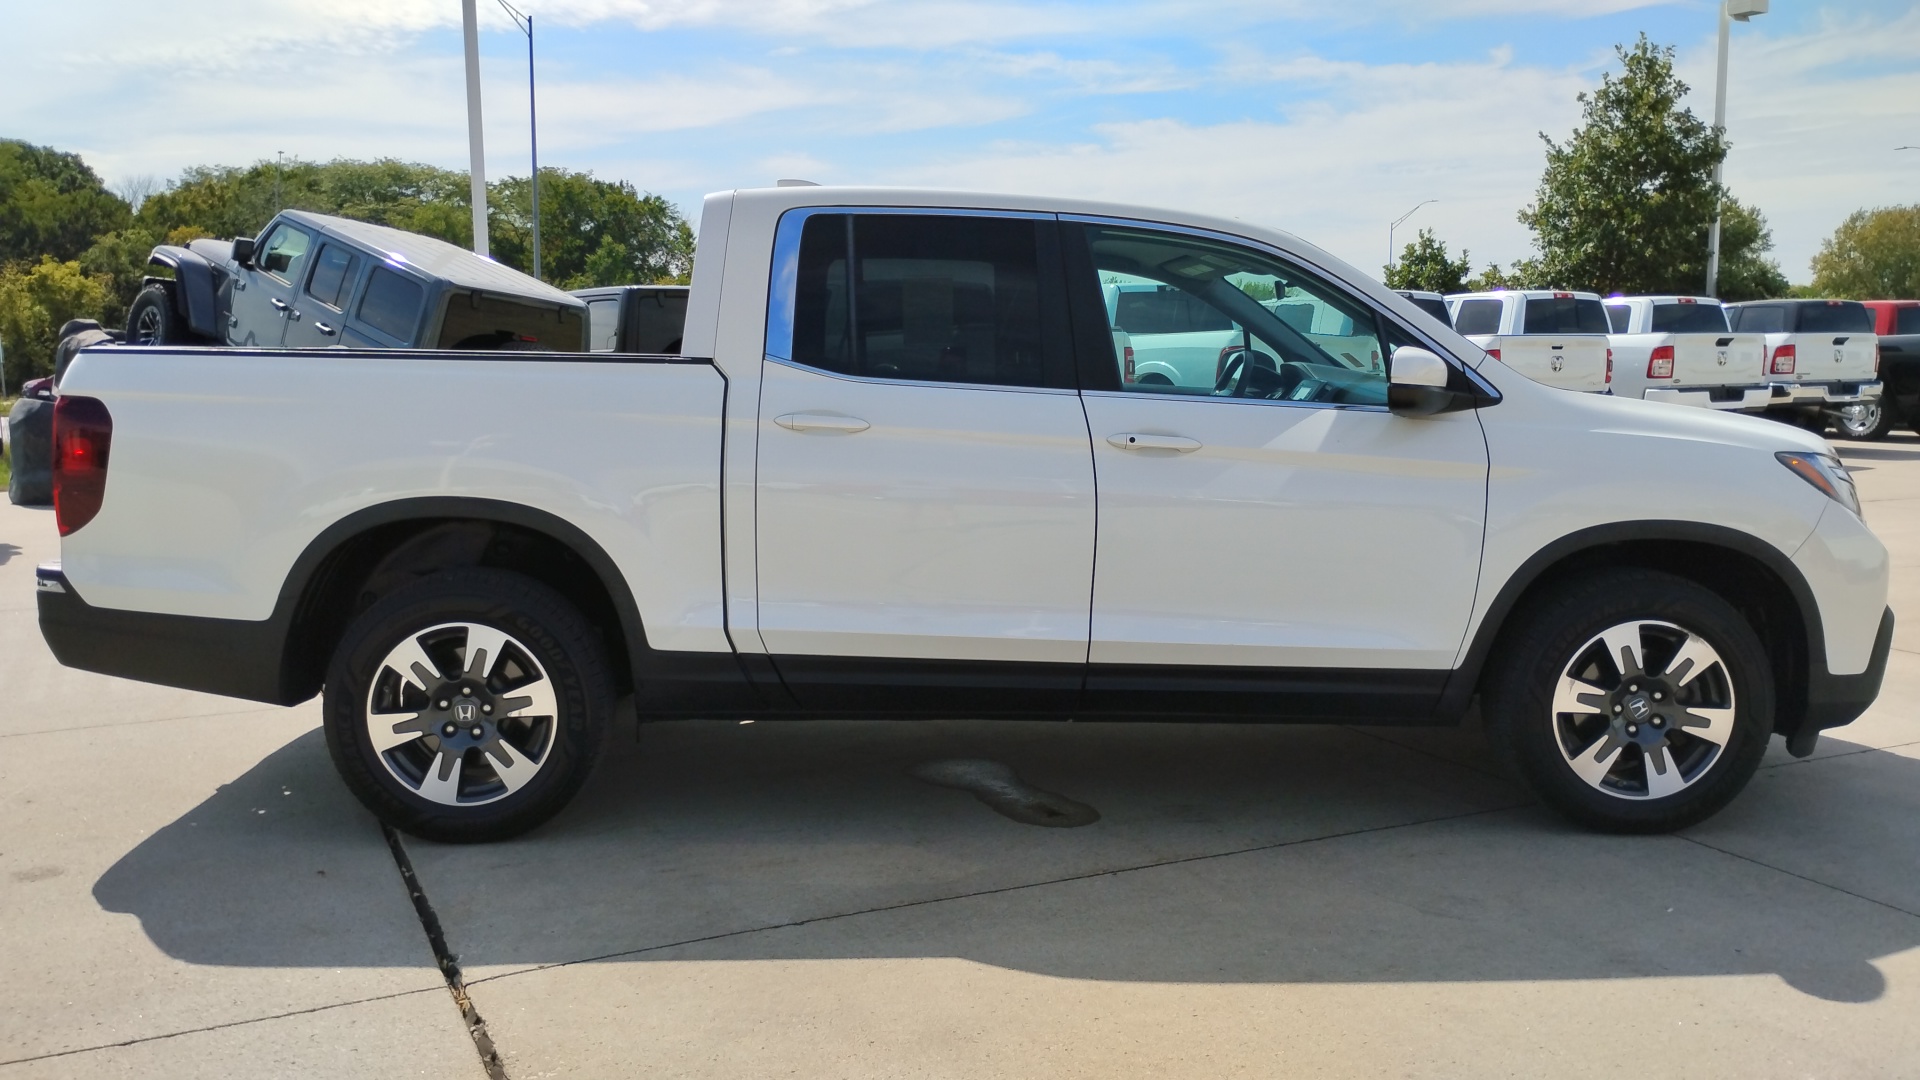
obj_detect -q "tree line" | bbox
[1383,37,1920,304]
[0,147,694,386]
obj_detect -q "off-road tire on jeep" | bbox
[323,567,614,843]
[126,283,187,346]
[1482,569,1773,833]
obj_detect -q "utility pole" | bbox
[462,0,490,257]
[499,0,539,279]
[1706,0,1768,297]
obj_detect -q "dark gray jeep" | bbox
[130,210,585,351]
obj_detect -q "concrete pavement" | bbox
[3,436,1919,1077]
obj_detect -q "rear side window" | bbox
[1650,302,1731,334]
[1452,299,1503,336]
[305,243,362,310]
[586,298,621,351]
[358,267,425,343]
[1522,296,1610,334]
[1110,286,1234,334]
[1731,305,1786,332]
[790,212,1047,388]
[1605,305,1630,333]
[1796,301,1875,334]
[1899,308,1920,335]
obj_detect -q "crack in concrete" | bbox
[1677,834,1920,922]
[383,825,509,1080]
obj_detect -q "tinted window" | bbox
[1899,308,1920,335]
[357,267,425,342]
[1796,301,1875,334]
[628,290,688,353]
[1406,295,1452,327]
[1453,298,1503,336]
[1079,223,1387,406]
[1605,305,1630,333]
[305,243,361,310]
[256,223,312,284]
[1731,305,1787,332]
[792,213,1045,387]
[1650,302,1731,334]
[1522,296,1610,334]
[586,298,621,351]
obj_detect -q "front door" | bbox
[755,210,1094,710]
[229,220,313,347]
[283,240,364,348]
[1067,221,1489,717]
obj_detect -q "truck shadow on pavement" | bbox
[95,719,1920,1004]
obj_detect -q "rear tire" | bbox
[1833,401,1896,440]
[323,568,613,842]
[126,283,186,345]
[1483,570,1773,833]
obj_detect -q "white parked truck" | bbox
[1726,299,1882,426]
[38,186,1891,842]
[1604,296,1769,411]
[1446,290,1612,393]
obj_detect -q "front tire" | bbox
[126,283,186,345]
[1483,570,1773,833]
[323,568,613,842]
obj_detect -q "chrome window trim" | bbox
[1062,212,1501,405]
[1081,388,1389,413]
[765,205,1055,364]
[764,354,1077,397]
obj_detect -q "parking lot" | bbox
[0,437,1917,1079]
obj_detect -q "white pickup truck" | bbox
[1448,290,1613,393]
[37,186,1891,842]
[1726,299,1883,426]
[1604,296,1769,411]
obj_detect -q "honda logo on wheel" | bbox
[454,701,479,724]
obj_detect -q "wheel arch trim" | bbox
[144,245,222,339]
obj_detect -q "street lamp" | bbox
[1705,0,1768,297]
[461,0,489,257]
[498,0,541,281]
[1389,200,1438,272]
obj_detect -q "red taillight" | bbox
[1486,348,1501,361]
[52,395,112,536]
[1647,345,1675,379]
[1123,344,1136,383]
[1771,344,1797,375]
[1606,348,1614,384]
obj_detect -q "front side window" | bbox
[256,223,313,284]
[1081,224,1386,407]
[789,213,1046,387]
[586,298,621,351]
[305,243,361,310]
[358,266,425,343]
[1522,295,1610,334]
[1453,299,1503,336]
[1650,302,1731,334]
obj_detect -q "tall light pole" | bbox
[461,0,490,257]
[1705,0,1768,297]
[499,0,540,281]
[1388,200,1438,272]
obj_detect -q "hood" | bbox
[1535,382,1830,455]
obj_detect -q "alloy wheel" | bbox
[1550,619,1736,800]
[132,304,163,345]
[1837,402,1883,439]
[364,621,559,806]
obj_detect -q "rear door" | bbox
[753,209,1095,709]
[229,220,313,347]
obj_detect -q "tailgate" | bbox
[1669,334,1765,387]
[1491,336,1609,392]
[1791,333,1879,383]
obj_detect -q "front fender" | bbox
[146,246,224,340]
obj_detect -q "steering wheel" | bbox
[1213,351,1247,395]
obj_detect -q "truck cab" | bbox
[1603,296,1768,411]
[1445,289,1611,393]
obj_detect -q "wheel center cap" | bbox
[453,700,480,725]
[1622,694,1653,722]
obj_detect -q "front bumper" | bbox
[1642,385,1773,411]
[1801,606,1894,737]
[1768,380,1884,406]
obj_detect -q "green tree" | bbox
[1464,260,1538,292]
[1519,36,1730,296]
[1384,229,1472,294]
[1810,205,1920,299]
[488,169,695,287]
[0,140,132,265]
[1713,198,1790,302]
[0,257,115,386]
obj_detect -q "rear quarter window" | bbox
[357,267,426,343]
[1650,302,1731,334]
[1452,298,1503,336]
[1795,301,1875,334]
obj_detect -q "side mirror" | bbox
[231,236,255,266]
[1389,346,1477,417]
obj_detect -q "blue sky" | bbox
[6,0,1918,281]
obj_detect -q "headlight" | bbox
[1777,452,1862,518]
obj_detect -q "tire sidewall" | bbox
[1486,571,1774,832]
[323,568,611,842]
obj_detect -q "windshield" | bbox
[1650,302,1731,334]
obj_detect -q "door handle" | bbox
[270,298,289,313]
[775,412,870,433]
[314,322,336,336]
[1108,433,1201,452]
